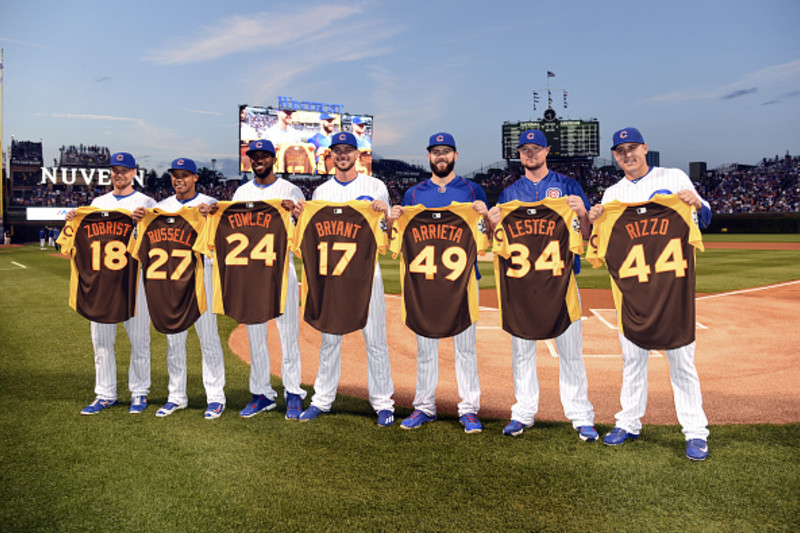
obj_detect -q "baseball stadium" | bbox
[2,4,800,532]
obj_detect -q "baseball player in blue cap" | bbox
[588,127,712,460]
[389,132,489,433]
[486,130,597,440]
[307,113,338,174]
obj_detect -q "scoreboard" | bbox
[502,114,599,159]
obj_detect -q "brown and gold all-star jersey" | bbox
[492,199,584,340]
[293,200,387,335]
[129,208,206,334]
[57,207,138,323]
[195,200,294,325]
[586,195,704,350]
[389,203,489,339]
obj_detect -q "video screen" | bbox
[239,105,374,176]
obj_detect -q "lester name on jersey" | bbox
[389,202,489,339]
[492,199,584,340]
[130,208,207,334]
[57,207,138,323]
[293,200,387,335]
[587,195,704,350]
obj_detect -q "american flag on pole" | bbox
[547,70,555,78]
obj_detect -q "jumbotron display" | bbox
[502,114,599,160]
[239,105,374,176]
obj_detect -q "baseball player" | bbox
[213,140,306,419]
[587,127,711,461]
[307,113,337,174]
[131,158,227,419]
[485,129,597,440]
[60,152,154,415]
[388,132,489,434]
[292,131,395,426]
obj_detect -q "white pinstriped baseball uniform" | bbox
[231,179,306,401]
[600,166,709,440]
[306,173,394,413]
[89,191,155,400]
[156,194,226,405]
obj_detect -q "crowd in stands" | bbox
[10,140,43,166]
[59,145,111,168]
[9,154,799,214]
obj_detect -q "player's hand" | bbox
[486,206,502,230]
[472,200,488,216]
[588,204,604,223]
[566,195,587,217]
[677,189,702,209]
[389,205,404,221]
[371,200,388,215]
[198,202,218,216]
[65,209,77,221]
[292,198,306,219]
[281,199,296,212]
[131,207,147,223]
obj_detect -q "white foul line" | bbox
[696,279,800,300]
[11,261,27,269]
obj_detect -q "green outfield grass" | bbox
[1,243,798,531]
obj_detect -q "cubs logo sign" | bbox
[545,188,562,199]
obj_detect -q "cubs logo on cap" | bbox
[329,131,358,149]
[518,129,548,148]
[246,139,276,157]
[427,132,456,151]
[169,157,197,174]
[611,127,645,149]
[110,152,136,169]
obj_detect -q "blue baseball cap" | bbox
[320,113,335,120]
[246,139,276,157]
[611,127,645,149]
[427,132,456,151]
[110,152,136,169]
[169,158,197,174]
[351,116,367,125]
[330,131,358,149]
[518,129,548,148]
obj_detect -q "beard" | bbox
[253,162,274,178]
[522,160,545,173]
[430,159,455,178]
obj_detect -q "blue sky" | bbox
[1,0,798,179]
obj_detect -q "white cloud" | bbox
[52,113,146,126]
[181,108,223,116]
[0,36,48,49]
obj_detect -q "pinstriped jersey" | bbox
[57,207,138,323]
[129,208,206,334]
[492,199,584,340]
[390,203,489,338]
[196,200,295,325]
[293,200,387,334]
[587,195,704,349]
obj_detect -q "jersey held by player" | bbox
[587,195,704,349]
[129,208,206,334]
[293,200,387,335]
[390,202,489,338]
[57,207,138,323]
[196,200,294,325]
[492,199,584,340]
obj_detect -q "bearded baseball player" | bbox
[486,129,597,440]
[389,132,489,434]
[292,131,395,426]
[587,127,712,461]
[131,158,227,419]
[62,152,155,415]
[216,140,307,420]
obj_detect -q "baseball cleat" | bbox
[129,395,148,414]
[685,439,710,461]
[377,410,395,427]
[80,398,118,415]
[239,394,276,418]
[400,410,435,430]
[603,427,639,446]
[577,425,599,442]
[459,413,483,434]
[155,401,188,417]
[503,420,532,437]
[204,403,225,420]
[298,405,324,422]
[285,393,303,420]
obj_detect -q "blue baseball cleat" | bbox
[81,398,118,416]
[400,410,435,430]
[603,427,639,446]
[239,394,276,418]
